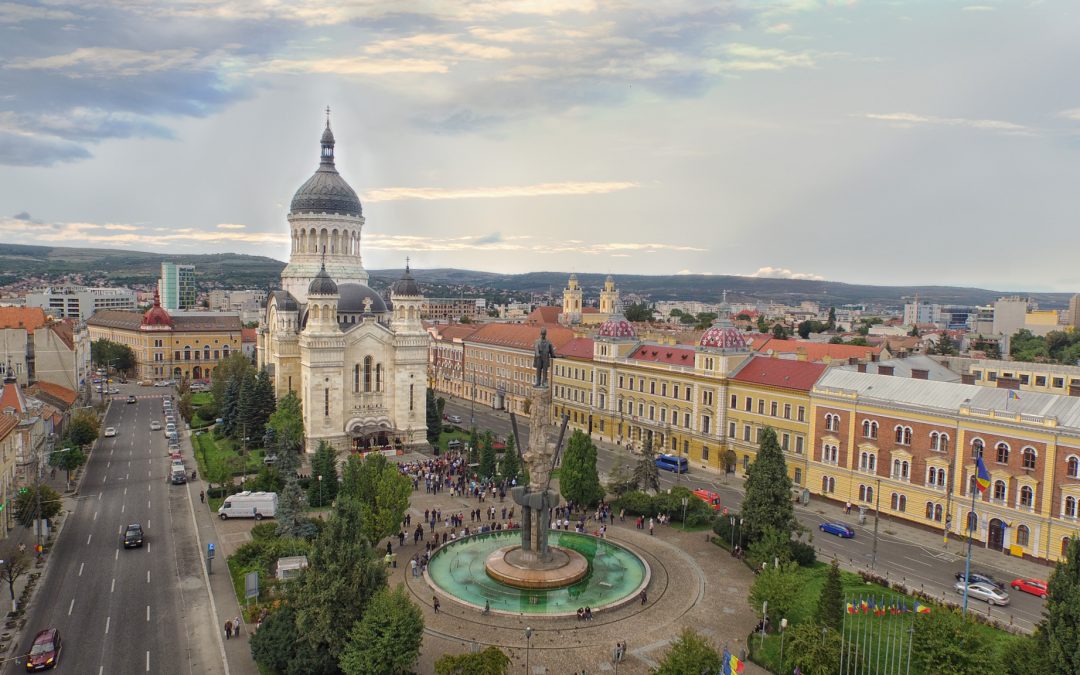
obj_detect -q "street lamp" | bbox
[729,515,736,551]
[681,497,688,531]
[779,618,788,673]
[524,626,533,674]
[317,474,323,508]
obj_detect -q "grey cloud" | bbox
[0,131,91,166]
[474,232,503,244]
[12,211,32,221]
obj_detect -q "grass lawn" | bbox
[436,429,471,453]
[192,432,266,478]
[748,563,1021,674]
[190,391,212,406]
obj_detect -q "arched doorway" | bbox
[172,367,183,380]
[192,366,203,380]
[987,518,1005,551]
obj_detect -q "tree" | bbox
[339,585,424,675]
[49,447,86,486]
[220,375,241,438]
[210,353,255,412]
[655,628,722,675]
[632,435,660,493]
[785,623,849,675]
[13,484,62,528]
[276,478,313,539]
[468,427,480,465]
[67,410,99,448]
[559,430,603,506]
[798,320,813,339]
[998,632,1052,675]
[499,434,522,483]
[1044,537,1080,673]
[307,441,339,508]
[756,315,768,333]
[721,448,737,474]
[814,559,844,631]
[436,396,446,421]
[251,605,298,673]
[435,646,511,675]
[0,551,30,611]
[339,453,411,545]
[827,306,836,330]
[741,427,796,543]
[425,389,441,445]
[605,460,637,497]
[178,392,195,423]
[91,338,136,374]
[934,333,957,356]
[253,368,277,431]
[268,391,305,474]
[235,370,260,440]
[771,323,788,339]
[910,608,990,675]
[478,431,497,479]
[623,302,655,322]
[749,561,802,629]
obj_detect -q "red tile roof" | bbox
[431,324,480,342]
[0,414,17,440]
[47,321,75,349]
[526,306,561,326]
[582,307,599,314]
[466,324,575,351]
[241,327,257,343]
[731,356,828,391]
[558,338,594,360]
[0,307,48,332]
[28,381,77,407]
[629,345,696,366]
[753,338,881,362]
[0,380,26,414]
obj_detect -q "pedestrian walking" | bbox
[648,518,654,536]
[639,589,647,605]
[433,596,441,613]
[224,619,232,639]
[233,616,242,636]
[199,490,205,503]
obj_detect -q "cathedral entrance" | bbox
[347,419,398,454]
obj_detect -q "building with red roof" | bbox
[0,307,89,396]
[753,338,885,364]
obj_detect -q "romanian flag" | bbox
[1009,390,1021,401]
[860,597,869,614]
[868,597,876,614]
[915,602,932,614]
[721,649,745,674]
[846,600,857,614]
[975,456,991,493]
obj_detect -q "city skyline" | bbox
[1,1,1079,291]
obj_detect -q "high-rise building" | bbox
[25,286,137,321]
[160,263,196,310]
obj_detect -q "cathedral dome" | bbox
[338,282,387,314]
[699,315,748,350]
[308,263,338,296]
[141,289,173,329]
[290,120,363,218]
[390,262,421,297]
[597,315,635,339]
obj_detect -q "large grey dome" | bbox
[338,282,387,314]
[290,122,363,218]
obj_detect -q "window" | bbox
[935,504,943,522]
[743,455,750,471]
[1063,537,1072,558]
[650,381,656,395]
[363,356,373,392]
[730,394,737,408]
[930,431,949,452]
[784,404,791,419]
[996,442,1009,464]
[661,383,667,397]
[743,425,751,441]
[925,501,935,519]
[729,422,736,438]
[967,511,977,532]
[1020,486,1034,508]
[770,401,778,417]
[702,445,709,461]
[1022,447,1037,470]
[1053,377,1065,388]
[859,484,873,503]
[781,433,790,451]
[892,459,909,480]
[971,438,984,459]
[822,476,835,493]
[859,451,876,472]
[1016,525,1030,547]
[1065,496,1078,518]
[797,406,806,422]
[891,493,906,512]
[822,444,839,464]
[795,436,804,454]
[324,388,329,416]
[745,396,752,412]
[824,413,840,432]
[684,412,691,428]
[701,415,710,434]
[894,426,912,445]
[993,480,1007,502]
[793,468,802,484]
[685,387,691,401]
[927,467,946,488]
[1069,456,1080,478]
[757,399,765,415]
[1035,375,1047,387]
[863,420,878,439]
[353,364,360,392]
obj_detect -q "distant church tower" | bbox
[599,275,620,317]
[562,274,583,324]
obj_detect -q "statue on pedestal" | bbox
[509,386,568,562]
[533,327,556,387]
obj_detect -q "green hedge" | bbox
[613,487,717,527]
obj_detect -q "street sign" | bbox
[207,542,215,559]
[245,572,259,600]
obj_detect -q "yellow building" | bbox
[86,292,243,381]
[951,357,1080,396]
[809,369,1080,563]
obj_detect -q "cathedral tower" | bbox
[562,273,582,325]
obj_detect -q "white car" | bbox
[447,415,463,424]
[150,421,162,431]
[954,581,1010,606]
[104,427,117,437]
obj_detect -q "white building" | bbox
[25,286,137,321]
[259,119,429,452]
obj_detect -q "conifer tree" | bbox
[632,434,661,493]
[220,376,241,437]
[559,430,603,506]
[499,434,522,483]
[741,427,796,543]
[814,559,844,631]
[1045,537,1080,673]
[425,389,441,445]
[276,478,309,538]
[308,441,339,507]
[479,431,498,479]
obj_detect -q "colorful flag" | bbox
[846,600,857,614]
[891,600,900,615]
[915,602,932,614]
[1008,390,1020,401]
[901,600,910,613]
[860,597,869,614]
[721,649,745,674]
[975,456,991,493]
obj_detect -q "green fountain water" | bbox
[426,530,649,615]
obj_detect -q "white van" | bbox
[218,491,278,521]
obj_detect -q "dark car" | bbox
[24,628,60,671]
[819,521,856,538]
[955,570,1001,588]
[126,395,137,404]
[122,523,144,548]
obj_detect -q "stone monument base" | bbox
[484,545,588,589]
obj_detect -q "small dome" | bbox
[699,315,748,350]
[597,315,635,339]
[338,282,387,314]
[390,262,421,297]
[290,121,363,217]
[308,263,338,296]
[141,289,173,328]
[320,125,335,145]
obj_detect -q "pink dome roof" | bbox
[597,316,635,339]
[141,289,173,329]
[699,320,747,350]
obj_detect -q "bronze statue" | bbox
[533,327,556,387]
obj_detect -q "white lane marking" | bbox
[146,650,150,671]
[146,605,150,621]
[148,500,151,509]
[121,504,125,513]
[111,578,115,593]
[105,616,110,634]
[904,556,933,567]
[68,598,75,616]
[115,550,118,561]
[99,491,103,500]
[147,570,150,583]
[94,511,98,521]
[103,474,107,482]
[124,487,127,495]
[99,667,103,675]
[78,563,84,576]
[87,534,92,545]
[106,461,111,468]
[126,473,129,480]
[148,518,151,529]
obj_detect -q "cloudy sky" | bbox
[1,0,1078,291]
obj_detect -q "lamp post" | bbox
[317,474,323,508]
[681,497,688,532]
[779,618,788,673]
[729,515,736,551]
[524,626,533,673]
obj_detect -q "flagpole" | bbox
[884,599,893,675]
[962,481,977,615]
[839,594,848,675]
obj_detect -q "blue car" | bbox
[819,522,855,538]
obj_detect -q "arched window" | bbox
[993,480,1007,501]
[996,442,1010,464]
[968,475,978,496]
[859,484,873,503]
[928,467,938,486]
[898,495,906,512]
[825,414,839,432]
[967,511,978,532]
[895,425,905,444]
[870,421,878,438]
[891,493,900,510]
[901,461,910,479]
[940,433,949,453]
[1065,496,1077,518]
[863,420,872,438]
[1022,447,1037,470]
[930,431,939,450]
[1020,485,1034,508]
[925,501,935,519]
[934,504,943,522]
[822,476,831,493]
[363,356,373,392]
[184,346,191,361]
[223,345,230,358]
[204,346,211,361]
[375,363,382,392]
[353,364,360,393]
[1016,525,1030,547]
[893,459,901,477]
[1067,456,1079,478]
[971,438,984,459]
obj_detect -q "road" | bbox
[10,387,220,674]
[444,398,1048,632]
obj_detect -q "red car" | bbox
[1010,578,1048,598]
[24,628,61,671]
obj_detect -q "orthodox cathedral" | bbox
[258,118,429,452]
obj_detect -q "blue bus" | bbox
[655,454,688,473]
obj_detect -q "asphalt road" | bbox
[444,398,1048,632]
[10,388,211,674]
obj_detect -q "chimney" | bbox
[997,376,1021,391]
[857,364,867,373]
[878,365,894,376]
[1069,382,1080,398]
[961,374,976,385]
[911,368,929,380]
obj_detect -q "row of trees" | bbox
[90,338,135,375]
[1011,328,1080,365]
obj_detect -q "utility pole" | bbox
[871,477,881,571]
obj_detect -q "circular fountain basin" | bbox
[484,545,589,589]
[426,530,650,616]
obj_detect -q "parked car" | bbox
[23,627,61,671]
[122,523,144,548]
[150,421,161,431]
[819,522,856,538]
[104,427,117,438]
[1010,578,1048,598]
[954,581,1010,605]
[955,571,1002,589]
[447,415,463,424]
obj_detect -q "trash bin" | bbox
[858,505,867,525]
